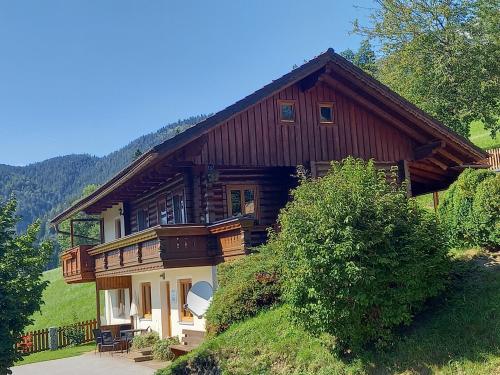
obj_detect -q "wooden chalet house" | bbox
[52,49,488,339]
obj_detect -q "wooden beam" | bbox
[428,157,448,170]
[319,74,428,143]
[433,191,439,212]
[410,166,447,182]
[437,149,464,165]
[413,141,445,160]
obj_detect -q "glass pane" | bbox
[159,200,167,225]
[320,106,333,122]
[230,190,242,216]
[173,195,185,223]
[244,189,255,215]
[281,103,295,121]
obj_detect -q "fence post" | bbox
[48,327,58,351]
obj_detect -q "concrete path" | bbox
[12,352,160,375]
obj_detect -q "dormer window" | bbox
[279,100,296,123]
[319,102,334,124]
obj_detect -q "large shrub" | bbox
[205,243,282,335]
[439,168,498,250]
[132,332,159,349]
[278,158,450,352]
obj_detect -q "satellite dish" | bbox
[186,281,213,318]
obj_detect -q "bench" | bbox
[170,329,205,357]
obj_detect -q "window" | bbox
[318,102,334,124]
[114,218,122,239]
[179,279,193,322]
[141,283,152,319]
[137,208,149,231]
[279,100,296,122]
[157,199,168,225]
[117,288,126,317]
[227,185,257,218]
[172,192,186,224]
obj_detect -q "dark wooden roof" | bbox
[51,48,488,225]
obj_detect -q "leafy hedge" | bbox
[439,169,499,250]
[205,243,282,335]
[277,158,450,352]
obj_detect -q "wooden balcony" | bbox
[86,217,256,278]
[61,245,96,284]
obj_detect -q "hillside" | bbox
[26,268,96,331]
[0,115,207,267]
[162,251,500,375]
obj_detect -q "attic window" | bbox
[319,103,334,124]
[279,100,296,123]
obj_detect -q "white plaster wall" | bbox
[130,266,216,339]
[101,203,124,243]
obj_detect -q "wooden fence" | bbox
[18,319,98,354]
[487,148,500,171]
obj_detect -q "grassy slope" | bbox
[26,268,96,331]
[469,121,500,150]
[162,251,500,375]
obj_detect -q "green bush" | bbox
[277,158,450,352]
[63,325,85,346]
[471,174,500,250]
[166,350,221,375]
[132,332,159,349]
[439,168,498,250]
[205,243,282,335]
[153,337,180,361]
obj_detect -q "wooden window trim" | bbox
[278,99,297,124]
[141,282,152,319]
[178,279,193,323]
[226,184,259,219]
[318,102,335,124]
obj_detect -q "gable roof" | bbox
[51,48,488,225]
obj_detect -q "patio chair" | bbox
[99,330,120,355]
[92,328,102,354]
[119,330,135,353]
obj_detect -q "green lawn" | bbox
[14,343,95,366]
[161,250,500,375]
[26,267,96,331]
[469,120,500,150]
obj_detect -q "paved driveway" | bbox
[12,352,158,375]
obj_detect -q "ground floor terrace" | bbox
[97,266,215,339]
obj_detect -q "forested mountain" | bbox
[0,115,208,238]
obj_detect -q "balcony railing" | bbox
[84,217,256,278]
[60,245,96,283]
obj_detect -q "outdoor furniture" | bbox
[169,329,205,358]
[99,330,120,355]
[118,330,135,353]
[92,328,102,354]
[17,334,33,354]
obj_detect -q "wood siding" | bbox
[191,82,414,167]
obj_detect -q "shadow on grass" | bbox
[359,254,500,374]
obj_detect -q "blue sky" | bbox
[0,0,371,166]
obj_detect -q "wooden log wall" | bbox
[190,82,414,168]
[205,167,297,226]
[129,174,187,232]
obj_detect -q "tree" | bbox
[340,39,378,76]
[277,158,449,352]
[0,199,51,373]
[133,148,143,160]
[353,0,499,137]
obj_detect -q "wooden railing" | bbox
[18,319,98,354]
[487,148,500,171]
[61,245,95,284]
